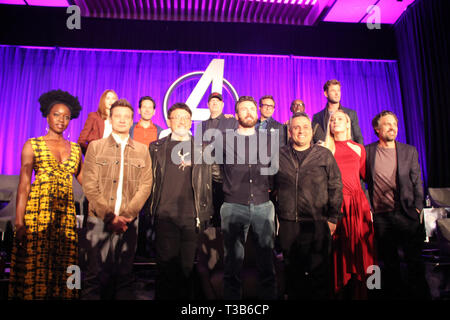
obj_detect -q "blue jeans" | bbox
[220,201,276,300]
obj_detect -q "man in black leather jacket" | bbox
[275,112,343,299]
[148,103,217,299]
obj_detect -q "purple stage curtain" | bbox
[0,45,406,175]
[395,0,450,188]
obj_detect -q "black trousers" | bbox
[211,181,224,228]
[278,219,331,300]
[373,210,430,299]
[136,197,154,258]
[154,216,199,300]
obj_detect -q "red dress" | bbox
[332,140,375,292]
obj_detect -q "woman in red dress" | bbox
[77,89,118,154]
[325,109,375,299]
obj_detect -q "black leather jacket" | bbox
[148,135,216,228]
[274,143,343,224]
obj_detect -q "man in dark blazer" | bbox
[365,110,429,299]
[257,95,287,147]
[197,92,238,137]
[312,79,364,144]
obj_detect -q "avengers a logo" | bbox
[162,59,239,125]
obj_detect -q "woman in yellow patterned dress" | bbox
[9,90,83,299]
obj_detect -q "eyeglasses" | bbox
[170,116,191,121]
[261,104,275,109]
[292,103,304,107]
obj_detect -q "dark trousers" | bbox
[220,201,276,300]
[211,181,224,228]
[80,216,138,300]
[373,210,430,299]
[136,198,154,258]
[154,216,199,300]
[278,219,331,300]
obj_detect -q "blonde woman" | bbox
[324,109,374,299]
[77,89,118,154]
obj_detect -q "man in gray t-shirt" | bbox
[365,110,429,300]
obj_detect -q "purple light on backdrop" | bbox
[324,0,415,24]
[0,45,407,176]
[5,45,398,63]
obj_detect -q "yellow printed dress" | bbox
[9,137,81,299]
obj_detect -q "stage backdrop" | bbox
[1,45,407,176]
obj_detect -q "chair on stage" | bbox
[428,188,450,208]
[0,175,86,236]
[0,175,86,266]
[0,175,19,282]
[428,188,450,254]
[427,187,450,299]
[0,175,19,243]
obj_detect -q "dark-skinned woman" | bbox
[9,90,83,300]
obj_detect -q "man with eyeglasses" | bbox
[148,103,216,299]
[257,95,287,147]
[288,99,325,144]
[290,99,306,114]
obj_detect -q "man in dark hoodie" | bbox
[275,112,343,299]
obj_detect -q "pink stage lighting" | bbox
[324,0,415,24]
[25,0,69,7]
[0,0,26,4]
[248,0,316,4]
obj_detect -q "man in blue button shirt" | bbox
[257,95,287,148]
[219,96,278,300]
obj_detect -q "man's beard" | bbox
[238,116,257,128]
[384,133,396,141]
[327,97,340,104]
